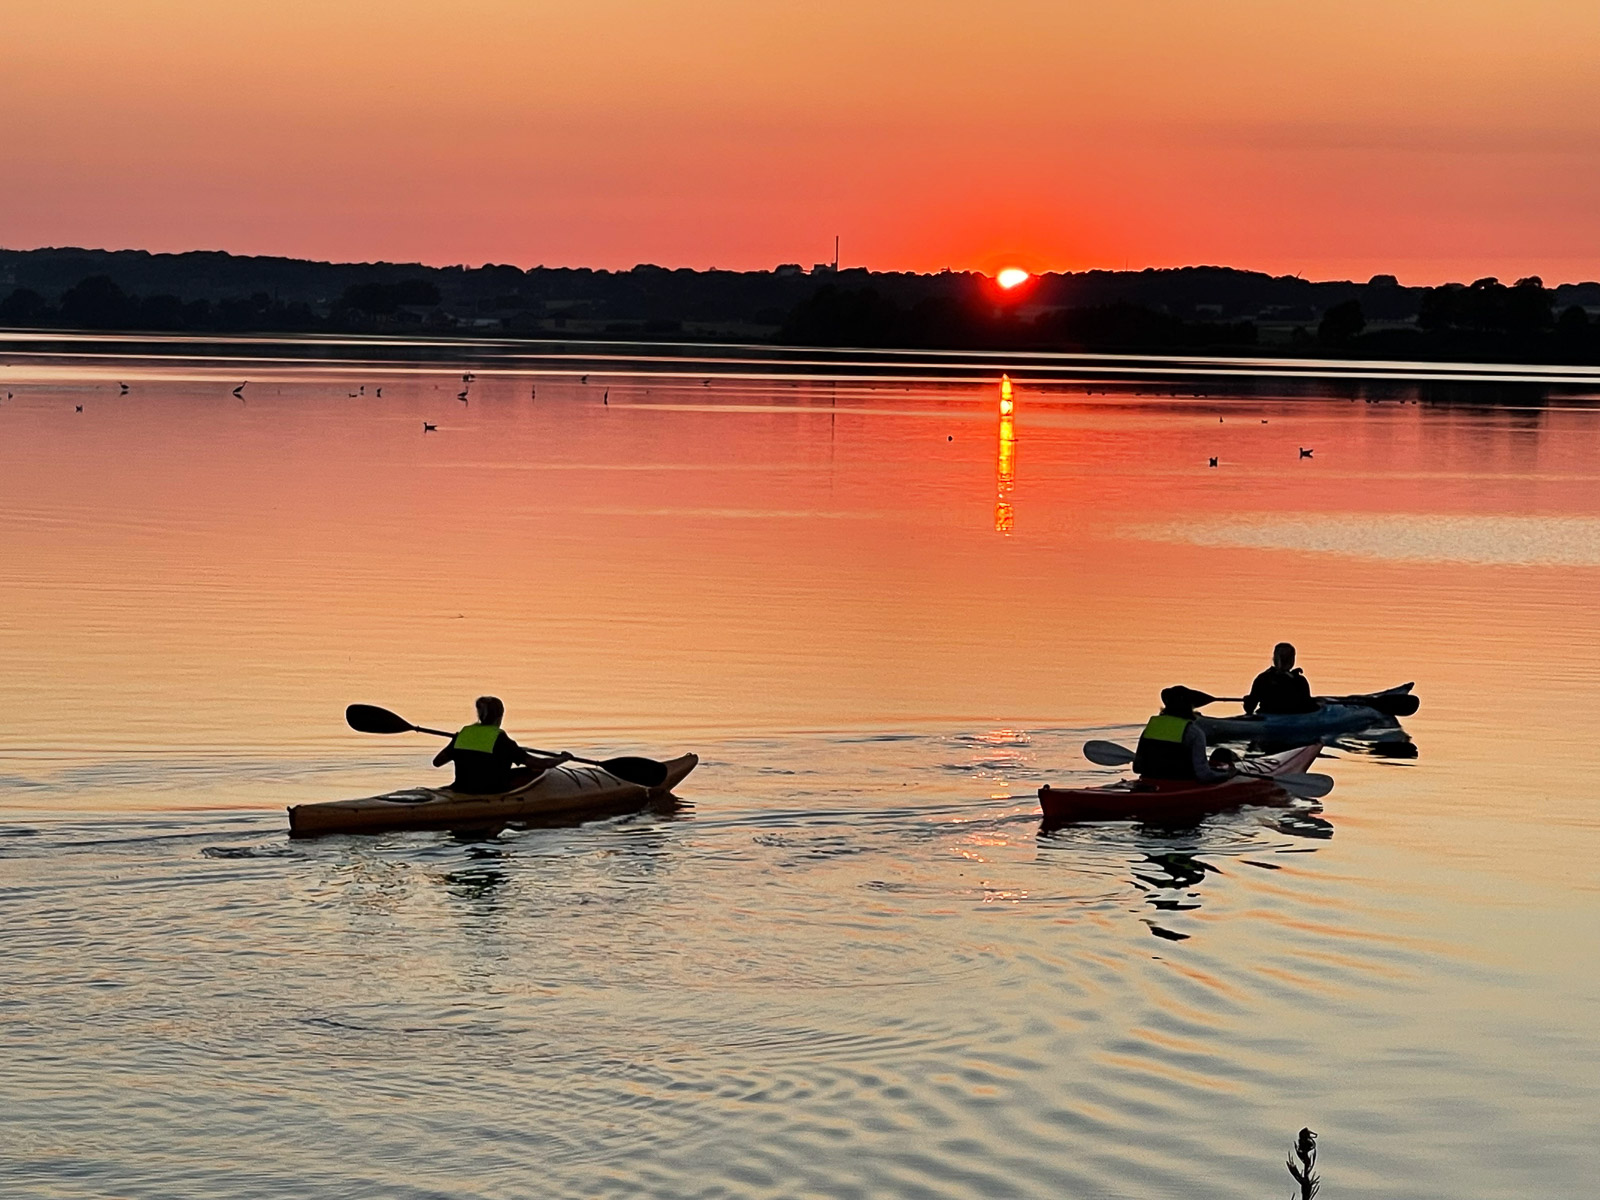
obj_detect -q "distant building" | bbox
[774,264,804,277]
[812,263,836,275]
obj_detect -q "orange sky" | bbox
[5,0,1600,282]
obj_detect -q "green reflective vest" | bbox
[453,723,502,754]
[1141,714,1190,743]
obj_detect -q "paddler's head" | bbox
[475,695,505,726]
[1273,642,1297,671]
[1160,685,1207,718]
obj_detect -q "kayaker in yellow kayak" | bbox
[1133,686,1236,783]
[1243,643,1319,716]
[432,696,573,794]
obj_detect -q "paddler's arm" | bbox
[1290,669,1314,710]
[1242,669,1268,716]
[504,737,574,772]
[432,743,455,768]
[1185,723,1232,783]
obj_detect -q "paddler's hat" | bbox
[1160,685,1211,713]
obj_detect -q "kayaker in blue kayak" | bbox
[1134,686,1236,783]
[1243,643,1319,716]
[432,696,573,794]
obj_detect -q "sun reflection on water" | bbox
[996,411,1016,534]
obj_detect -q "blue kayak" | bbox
[1197,684,1415,743]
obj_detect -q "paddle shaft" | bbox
[343,704,672,788]
[406,722,611,770]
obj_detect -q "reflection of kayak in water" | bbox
[1198,683,1417,743]
[1039,744,1322,824]
[288,754,699,838]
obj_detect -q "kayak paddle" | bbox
[345,704,670,788]
[1080,739,1334,799]
[1083,739,1139,767]
[1322,688,1419,717]
[1191,686,1420,718]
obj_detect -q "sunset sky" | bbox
[6,0,1599,282]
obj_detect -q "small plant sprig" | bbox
[1286,1127,1320,1199]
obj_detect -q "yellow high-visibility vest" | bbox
[1141,715,1190,743]
[453,724,502,753]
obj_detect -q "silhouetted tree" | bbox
[1318,299,1365,345]
[59,275,136,329]
[338,278,442,315]
[1418,276,1551,337]
[0,287,51,324]
[1504,277,1554,335]
[137,294,187,331]
[779,285,907,347]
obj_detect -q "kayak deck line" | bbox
[287,753,699,838]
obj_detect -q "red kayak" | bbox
[1039,744,1322,824]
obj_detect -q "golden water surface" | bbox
[0,336,1596,1199]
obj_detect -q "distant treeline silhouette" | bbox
[4,247,1600,362]
[0,275,442,333]
[777,276,1600,358]
[778,285,1257,351]
[1321,275,1600,361]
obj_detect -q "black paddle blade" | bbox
[346,704,415,734]
[1368,693,1420,717]
[599,756,670,788]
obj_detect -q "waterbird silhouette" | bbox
[423,422,437,432]
[375,387,382,398]
[75,404,83,412]
[1286,1128,1319,1199]
[1300,447,1314,458]
[603,390,608,405]
[359,385,365,394]
[1209,456,1218,467]
[458,391,468,403]
[119,382,129,394]
[233,383,247,398]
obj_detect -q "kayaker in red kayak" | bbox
[431,696,573,794]
[1243,643,1319,716]
[1133,686,1236,783]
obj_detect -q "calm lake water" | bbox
[1,335,1597,1199]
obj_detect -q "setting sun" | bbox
[996,268,1031,290]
